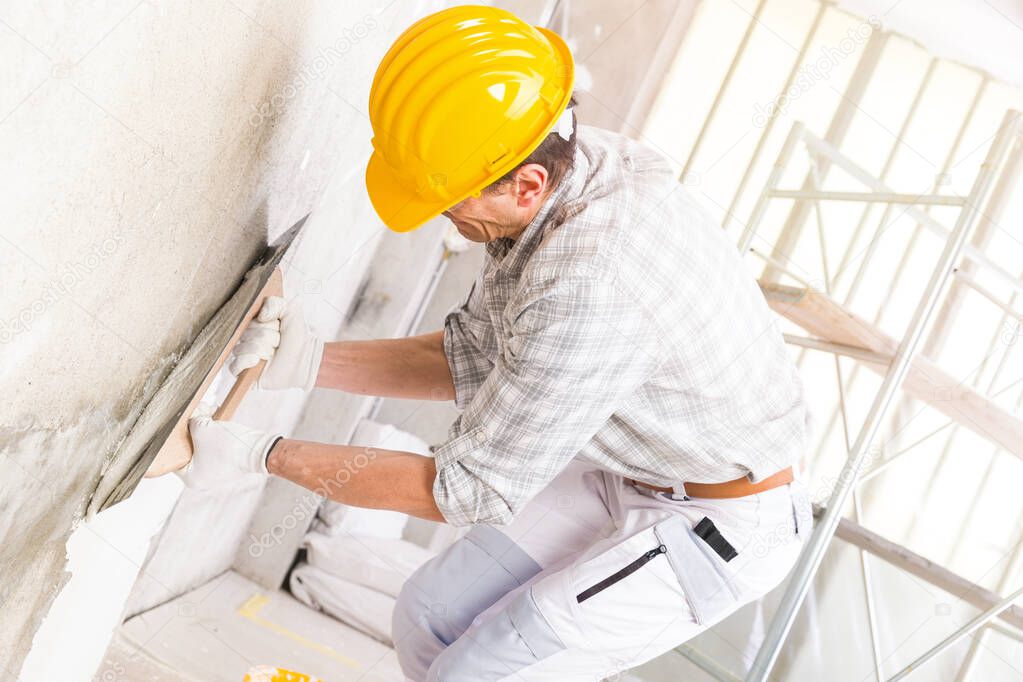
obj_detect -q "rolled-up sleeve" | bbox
[433,274,660,526]
[442,277,497,410]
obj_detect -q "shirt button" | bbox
[474,430,488,445]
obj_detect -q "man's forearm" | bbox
[267,438,446,523]
[316,330,455,400]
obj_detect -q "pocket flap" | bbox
[654,515,739,625]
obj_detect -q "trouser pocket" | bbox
[564,515,743,626]
[526,525,687,654]
[653,514,741,625]
[575,544,667,603]
[426,588,566,682]
[791,482,813,537]
[520,513,754,673]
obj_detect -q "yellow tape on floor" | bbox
[237,594,361,670]
[244,665,321,682]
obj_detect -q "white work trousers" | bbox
[392,460,812,681]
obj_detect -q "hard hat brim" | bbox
[365,150,442,233]
[366,25,575,233]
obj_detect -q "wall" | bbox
[18,475,184,681]
[499,0,697,135]
[0,0,446,674]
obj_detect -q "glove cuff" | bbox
[300,337,325,391]
[262,435,284,474]
[252,432,285,475]
[259,326,324,391]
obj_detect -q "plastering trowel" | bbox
[87,214,308,516]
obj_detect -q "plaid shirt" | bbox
[433,126,809,526]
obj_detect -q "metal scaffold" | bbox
[739,109,1023,682]
[648,2,1023,677]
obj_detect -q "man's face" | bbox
[442,186,521,243]
[441,164,549,243]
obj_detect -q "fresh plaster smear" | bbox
[19,474,184,682]
[90,256,279,515]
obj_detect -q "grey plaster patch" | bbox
[90,217,304,514]
[0,410,118,674]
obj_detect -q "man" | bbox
[188,6,812,681]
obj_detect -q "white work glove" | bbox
[229,296,324,391]
[180,402,282,489]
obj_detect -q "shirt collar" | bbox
[484,148,588,273]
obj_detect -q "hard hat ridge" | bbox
[366,6,575,232]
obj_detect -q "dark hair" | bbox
[486,96,578,194]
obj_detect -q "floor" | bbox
[98,571,404,682]
[96,569,685,682]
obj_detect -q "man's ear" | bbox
[513,164,548,207]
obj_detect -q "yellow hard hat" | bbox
[366,5,575,232]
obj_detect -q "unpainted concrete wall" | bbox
[0,0,446,672]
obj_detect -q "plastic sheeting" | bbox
[288,419,438,644]
[290,534,434,645]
